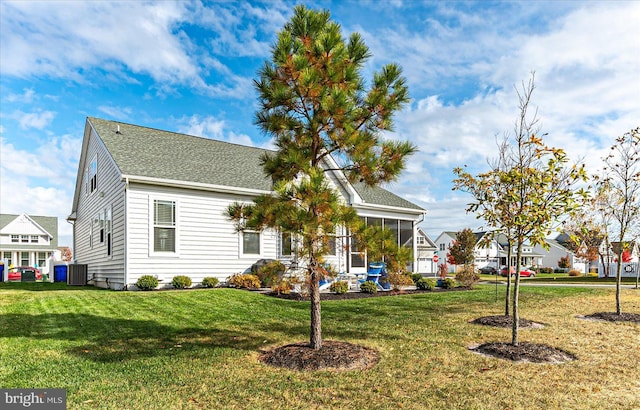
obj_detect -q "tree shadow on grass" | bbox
[0,313,270,363]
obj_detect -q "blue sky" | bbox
[1,0,639,248]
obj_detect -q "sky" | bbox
[1,0,639,248]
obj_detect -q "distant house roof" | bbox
[0,213,58,248]
[87,117,424,211]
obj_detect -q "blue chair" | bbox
[366,262,389,290]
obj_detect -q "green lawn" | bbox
[1,282,639,409]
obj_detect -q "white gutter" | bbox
[352,202,426,215]
[121,175,272,197]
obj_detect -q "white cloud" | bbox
[13,110,56,130]
[98,106,133,120]
[6,88,35,103]
[1,1,198,84]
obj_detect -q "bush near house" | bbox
[256,260,286,287]
[568,269,582,277]
[329,280,349,294]
[228,273,261,289]
[410,273,423,284]
[360,280,378,293]
[388,272,415,290]
[135,275,158,291]
[171,275,192,289]
[202,277,219,288]
[439,278,456,289]
[271,279,292,295]
[454,265,480,287]
[538,267,554,274]
[416,278,436,290]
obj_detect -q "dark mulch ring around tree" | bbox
[579,312,640,323]
[469,342,577,364]
[268,286,471,301]
[259,340,379,371]
[470,315,545,329]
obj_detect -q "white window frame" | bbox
[11,235,19,243]
[149,197,179,257]
[240,230,262,257]
[106,206,112,257]
[89,154,98,194]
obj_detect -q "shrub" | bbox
[416,277,436,290]
[228,273,261,289]
[329,280,349,294]
[558,255,571,269]
[410,273,423,284]
[587,272,598,277]
[360,280,378,293]
[438,263,449,279]
[136,275,158,291]
[202,277,219,288]
[388,272,415,290]
[455,265,480,288]
[568,269,582,277]
[271,279,292,295]
[256,260,286,287]
[440,278,456,289]
[171,275,192,289]
[538,267,554,274]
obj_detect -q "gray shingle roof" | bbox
[0,214,58,248]
[88,117,423,211]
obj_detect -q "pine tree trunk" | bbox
[309,266,322,349]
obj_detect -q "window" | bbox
[400,220,413,248]
[20,252,29,266]
[106,207,112,256]
[440,243,446,251]
[21,235,29,243]
[242,231,260,255]
[326,235,336,256]
[417,236,425,245]
[11,235,18,243]
[89,155,97,193]
[99,211,105,243]
[281,232,293,256]
[37,252,47,267]
[30,235,39,243]
[154,200,176,252]
[2,252,12,266]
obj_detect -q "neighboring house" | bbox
[435,230,574,272]
[597,241,639,278]
[0,213,60,277]
[68,117,426,290]
[415,227,437,274]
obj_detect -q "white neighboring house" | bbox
[434,230,576,272]
[68,117,426,290]
[415,227,437,275]
[598,241,639,278]
[0,213,61,279]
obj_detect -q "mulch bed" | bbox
[470,315,544,329]
[580,312,640,323]
[259,340,379,371]
[268,287,470,301]
[470,342,576,363]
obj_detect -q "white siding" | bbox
[73,127,126,288]
[126,183,278,287]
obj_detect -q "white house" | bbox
[0,213,61,279]
[68,117,426,290]
[415,227,437,274]
[434,230,575,272]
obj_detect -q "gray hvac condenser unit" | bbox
[67,264,88,285]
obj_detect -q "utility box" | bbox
[67,264,88,285]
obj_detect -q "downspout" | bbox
[124,177,129,290]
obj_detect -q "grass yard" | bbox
[1,283,639,409]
